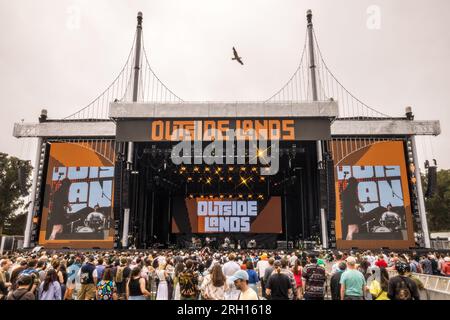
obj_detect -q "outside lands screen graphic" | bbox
[39,142,116,248]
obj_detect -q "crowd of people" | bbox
[0,247,449,301]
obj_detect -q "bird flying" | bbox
[232,47,243,65]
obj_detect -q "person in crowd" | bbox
[0,259,12,300]
[172,261,184,300]
[7,274,35,300]
[222,253,240,277]
[256,253,269,295]
[388,261,420,300]
[36,260,47,282]
[330,252,344,274]
[115,257,131,300]
[291,258,303,300]
[78,255,98,300]
[200,263,228,300]
[265,260,291,300]
[429,255,439,275]
[20,259,40,297]
[156,262,169,300]
[262,258,275,298]
[96,257,105,281]
[64,256,81,300]
[340,256,366,300]
[409,255,422,273]
[38,269,61,300]
[302,254,326,300]
[9,259,27,291]
[245,260,259,294]
[96,267,117,300]
[56,262,67,299]
[230,270,258,300]
[375,254,388,268]
[369,267,389,300]
[330,262,346,300]
[358,259,371,281]
[178,259,199,300]
[441,256,450,277]
[127,266,151,300]
[420,255,433,275]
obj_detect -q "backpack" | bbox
[178,270,197,297]
[395,277,412,300]
[115,266,124,283]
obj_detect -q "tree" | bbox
[3,212,27,235]
[422,169,450,232]
[0,153,33,235]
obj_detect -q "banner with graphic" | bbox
[172,197,282,234]
[39,141,116,248]
[333,140,414,248]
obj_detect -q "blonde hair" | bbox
[158,262,167,270]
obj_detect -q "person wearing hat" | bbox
[229,270,258,300]
[339,256,366,300]
[7,274,35,300]
[387,261,420,300]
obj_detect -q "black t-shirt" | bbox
[123,267,131,280]
[266,272,291,300]
[80,263,96,284]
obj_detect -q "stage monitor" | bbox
[171,196,282,234]
[39,141,116,249]
[332,140,415,249]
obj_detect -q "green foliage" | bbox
[3,212,27,235]
[0,152,33,234]
[423,169,450,232]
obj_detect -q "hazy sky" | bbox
[0,0,449,169]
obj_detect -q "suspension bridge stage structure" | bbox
[13,11,440,251]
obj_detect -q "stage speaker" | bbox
[319,168,327,208]
[122,170,130,208]
[425,165,437,198]
[326,158,336,220]
[381,247,390,250]
[113,160,126,220]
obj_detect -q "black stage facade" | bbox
[124,140,324,249]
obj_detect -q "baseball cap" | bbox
[229,270,249,282]
[346,256,357,265]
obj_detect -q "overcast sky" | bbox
[0,0,449,170]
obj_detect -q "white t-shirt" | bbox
[222,261,240,277]
[256,260,270,278]
[238,287,258,300]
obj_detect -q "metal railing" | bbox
[431,240,450,250]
